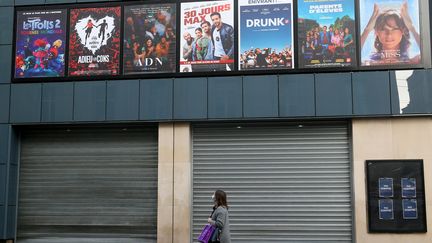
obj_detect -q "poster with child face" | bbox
[360,0,421,66]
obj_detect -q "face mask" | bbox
[212,194,215,202]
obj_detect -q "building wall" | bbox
[3,71,432,125]
[1,0,432,241]
[352,117,432,243]
[158,123,192,243]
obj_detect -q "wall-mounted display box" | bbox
[366,160,427,233]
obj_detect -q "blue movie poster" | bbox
[15,9,67,78]
[238,0,293,70]
[402,199,418,219]
[297,0,356,68]
[401,177,416,198]
[379,199,394,220]
[379,178,394,198]
[360,0,421,66]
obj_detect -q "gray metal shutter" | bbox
[17,127,158,243]
[192,122,352,243]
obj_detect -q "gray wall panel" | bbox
[0,45,12,83]
[390,71,400,114]
[315,73,352,116]
[390,70,431,114]
[10,84,42,123]
[0,164,5,205]
[74,81,106,122]
[174,78,207,120]
[208,76,242,119]
[0,125,9,163]
[0,0,13,6]
[107,80,139,121]
[9,128,18,166]
[8,164,17,205]
[279,74,315,117]
[429,70,432,113]
[0,205,4,238]
[140,79,173,120]
[15,0,45,5]
[6,205,15,238]
[42,83,74,122]
[243,75,278,118]
[352,72,391,115]
[45,0,77,4]
[0,85,10,123]
[0,7,13,44]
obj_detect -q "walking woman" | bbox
[208,190,231,243]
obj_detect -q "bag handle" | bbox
[210,206,216,217]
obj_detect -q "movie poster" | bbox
[360,0,421,66]
[15,9,67,78]
[180,0,234,73]
[123,4,176,75]
[297,0,356,68]
[239,0,293,70]
[69,7,121,76]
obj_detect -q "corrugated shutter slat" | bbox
[192,122,352,243]
[17,127,158,243]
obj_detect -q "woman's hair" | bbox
[214,190,229,209]
[146,38,154,47]
[374,10,410,54]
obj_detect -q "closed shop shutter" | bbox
[17,127,158,243]
[192,122,352,242]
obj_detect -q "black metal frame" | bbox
[11,0,428,83]
[366,159,427,233]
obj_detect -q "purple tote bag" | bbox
[197,224,216,243]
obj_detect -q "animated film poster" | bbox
[180,0,234,73]
[123,4,177,75]
[360,0,421,66]
[15,9,67,78]
[297,0,356,68]
[239,0,294,70]
[69,7,121,76]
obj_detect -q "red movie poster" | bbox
[68,7,121,76]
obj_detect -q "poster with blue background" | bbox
[297,0,356,68]
[15,9,67,78]
[401,177,416,198]
[360,0,421,66]
[379,199,394,220]
[379,178,394,198]
[402,199,418,219]
[239,0,293,70]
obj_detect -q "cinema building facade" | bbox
[1,0,432,242]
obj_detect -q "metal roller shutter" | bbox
[192,122,352,243]
[17,127,158,243]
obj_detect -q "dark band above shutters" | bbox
[17,127,158,243]
[192,122,352,243]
